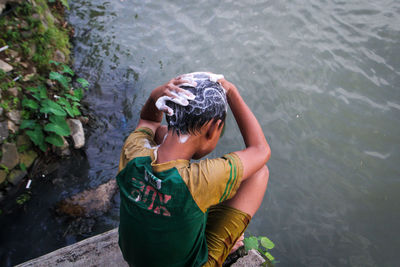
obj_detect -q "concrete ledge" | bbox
[16,228,128,267]
[16,228,266,267]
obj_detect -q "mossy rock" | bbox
[7,169,27,186]
[19,150,38,169]
[0,170,7,185]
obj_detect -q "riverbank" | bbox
[0,0,88,212]
[15,228,267,267]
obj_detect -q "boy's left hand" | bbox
[150,76,195,102]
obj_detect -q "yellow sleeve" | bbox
[178,152,243,213]
[118,127,157,171]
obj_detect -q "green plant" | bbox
[0,164,10,174]
[16,193,31,205]
[48,0,70,10]
[244,235,276,264]
[20,60,89,152]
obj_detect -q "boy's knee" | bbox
[254,165,269,191]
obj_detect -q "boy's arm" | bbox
[137,77,192,134]
[219,78,271,180]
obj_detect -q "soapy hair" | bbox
[165,73,227,135]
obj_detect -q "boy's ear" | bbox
[206,120,222,140]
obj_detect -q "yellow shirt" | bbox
[119,127,243,212]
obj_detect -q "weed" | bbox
[16,193,31,205]
[244,235,277,265]
[21,60,88,151]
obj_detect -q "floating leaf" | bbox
[22,97,39,109]
[265,252,275,262]
[244,237,259,252]
[45,133,64,147]
[20,120,36,130]
[260,237,275,250]
[44,115,70,136]
[61,65,74,76]
[49,71,69,90]
[76,78,89,88]
[40,99,66,116]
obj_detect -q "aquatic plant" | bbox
[243,235,276,265]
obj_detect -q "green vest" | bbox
[117,156,208,267]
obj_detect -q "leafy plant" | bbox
[244,235,276,264]
[20,60,89,152]
[16,193,31,205]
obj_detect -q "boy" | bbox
[117,72,270,266]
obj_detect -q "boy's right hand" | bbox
[218,78,237,98]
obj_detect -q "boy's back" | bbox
[117,127,243,266]
[117,72,270,266]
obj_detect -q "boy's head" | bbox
[165,72,227,137]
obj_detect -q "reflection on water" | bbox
[1,0,400,266]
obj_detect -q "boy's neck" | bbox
[156,131,198,164]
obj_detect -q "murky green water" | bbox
[1,0,400,266]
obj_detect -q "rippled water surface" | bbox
[2,0,400,266]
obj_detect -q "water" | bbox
[1,0,400,266]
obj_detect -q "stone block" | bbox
[1,142,19,169]
[19,150,38,169]
[0,170,7,184]
[7,169,27,186]
[231,249,266,267]
[0,121,9,142]
[67,119,85,149]
[6,110,21,124]
[0,59,13,72]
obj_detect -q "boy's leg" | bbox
[204,165,269,266]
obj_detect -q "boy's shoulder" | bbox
[118,127,158,171]
[177,152,243,212]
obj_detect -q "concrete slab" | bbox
[16,228,128,267]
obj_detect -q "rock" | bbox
[0,121,9,142]
[67,119,85,149]
[1,142,19,169]
[46,79,54,87]
[7,169,27,186]
[23,73,35,81]
[20,62,28,69]
[0,170,7,184]
[7,120,19,133]
[19,150,38,169]
[56,179,118,217]
[16,134,32,147]
[29,43,36,58]
[0,59,13,72]
[7,49,18,58]
[55,136,70,157]
[78,116,89,125]
[7,87,19,97]
[6,110,21,124]
[53,49,65,63]
[231,250,266,267]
